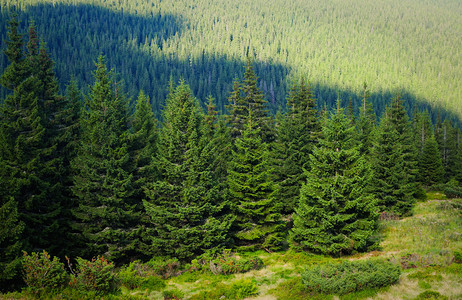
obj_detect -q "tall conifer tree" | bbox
[71,55,137,260]
[290,107,378,256]
[143,81,232,260]
[372,98,417,216]
[273,78,320,214]
[0,15,65,255]
[226,58,274,143]
[418,135,444,186]
[228,113,283,251]
[435,119,459,181]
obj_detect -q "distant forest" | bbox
[0,0,461,125]
[1,13,462,292]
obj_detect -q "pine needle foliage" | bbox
[291,107,378,256]
[143,81,233,260]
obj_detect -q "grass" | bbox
[381,199,462,253]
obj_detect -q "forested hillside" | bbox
[1,10,462,298]
[1,0,461,123]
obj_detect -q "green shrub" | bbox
[408,267,443,282]
[415,290,448,300]
[22,250,68,294]
[454,251,462,263]
[69,256,116,295]
[443,179,462,199]
[445,263,462,275]
[162,288,184,299]
[190,279,258,300]
[301,259,401,295]
[118,261,145,289]
[227,279,259,299]
[191,250,264,275]
[117,260,168,291]
[147,257,181,279]
[141,276,165,291]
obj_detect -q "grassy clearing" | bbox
[381,199,462,255]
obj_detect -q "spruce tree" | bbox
[290,107,378,256]
[143,81,232,260]
[226,78,245,139]
[128,91,158,257]
[387,93,420,197]
[71,55,137,261]
[413,111,433,154]
[0,13,27,90]
[372,109,416,216]
[241,58,274,143]
[290,109,378,256]
[435,119,459,181]
[0,15,64,255]
[418,135,444,187]
[273,78,320,214]
[228,114,283,251]
[130,91,157,198]
[226,58,273,143]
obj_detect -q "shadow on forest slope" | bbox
[0,3,459,126]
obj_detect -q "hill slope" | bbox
[1,0,461,120]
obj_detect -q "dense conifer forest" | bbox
[1,2,462,299]
[1,0,461,123]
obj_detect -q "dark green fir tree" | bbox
[418,135,444,187]
[435,119,459,181]
[130,91,157,200]
[128,91,158,257]
[413,111,433,154]
[372,108,416,216]
[0,15,65,255]
[226,58,274,143]
[290,106,378,256]
[226,78,245,139]
[228,113,283,251]
[143,81,232,260]
[273,78,320,214]
[71,55,138,261]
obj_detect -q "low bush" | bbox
[162,288,184,299]
[190,278,258,300]
[191,250,264,275]
[118,261,145,289]
[141,276,165,291]
[408,267,443,282]
[415,290,448,300]
[227,278,259,299]
[117,260,166,291]
[69,256,117,295]
[454,251,462,263]
[443,179,462,199]
[147,257,181,279]
[301,259,401,295]
[22,251,68,294]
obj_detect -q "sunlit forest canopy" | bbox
[1,0,461,122]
